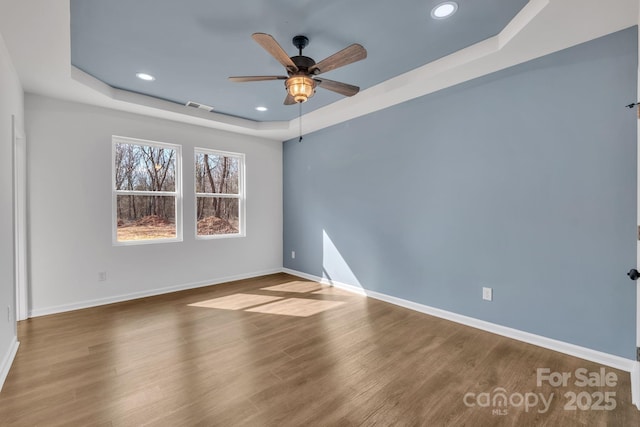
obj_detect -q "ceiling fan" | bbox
[229,33,367,105]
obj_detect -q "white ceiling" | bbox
[0,0,638,141]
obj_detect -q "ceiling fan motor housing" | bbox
[290,55,316,74]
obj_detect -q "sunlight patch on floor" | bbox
[312,287,354,296]
[188,294,283,310]
[188,282,347,317]
[245,298,345,317]
[261,281,324,293]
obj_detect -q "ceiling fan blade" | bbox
[314,78,360,97]
[309,44,367,75]
[252,33,298,73]
[284,93,297,105]
[229,76,288,82]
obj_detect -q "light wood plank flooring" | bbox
[1,273,639,426]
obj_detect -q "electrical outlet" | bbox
[482,287,493,301]
[98,271,107,282]
[291,251,296,259]
[7,306,11,322]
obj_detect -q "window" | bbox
[112,136,182,244]
[195,148,245,238]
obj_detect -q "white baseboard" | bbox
[632,362,640,409]
[282,268,637,373]
[0,337,19,392]
[29,268,283,318]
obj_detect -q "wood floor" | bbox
[1,273,639,426]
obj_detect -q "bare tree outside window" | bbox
[195,149,244,237]
[113,137,181,244]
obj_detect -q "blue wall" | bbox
[283,28,638,359]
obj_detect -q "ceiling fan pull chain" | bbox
[298,102,303,142]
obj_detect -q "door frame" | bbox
[12,115,27,321]
[634,16,640,408]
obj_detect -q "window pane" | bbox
[115,143,176,192]
[195,153,239,194]
[116,195,176,241]
[196,197,239,236]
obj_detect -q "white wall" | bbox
[0,31,23,387]
[25,94,282,315]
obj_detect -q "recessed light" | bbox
[136,72,155,81]
[255,106,268,112]
[431,1,458,19]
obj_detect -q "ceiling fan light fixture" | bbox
[286,75,316,103]
[431,2,458,19]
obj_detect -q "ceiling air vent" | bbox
[185,101,214,112]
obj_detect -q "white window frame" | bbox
[112,135,183,246]
[194,148,246,239]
